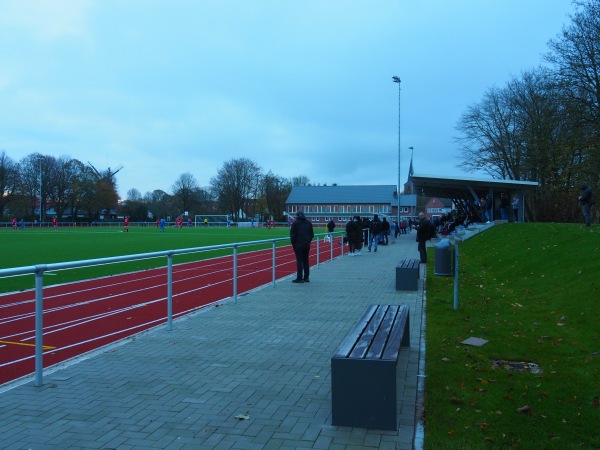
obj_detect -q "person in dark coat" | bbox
[361,217,371,247]
[368,214,382,252]
[345,217,358,256]
[354,216,363,255]
[290,211,314,283]
[326,218,336,243]
[381,217,390,245]
[579,184,593,227]
[414,212,434,263]
[327,219,336,233]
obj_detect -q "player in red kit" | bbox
[124,216,130,232]
[52,217,58,230]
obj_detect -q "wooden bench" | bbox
[395,258,420,291]
[331,304,410,430]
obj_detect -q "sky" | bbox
[0,0,577,199]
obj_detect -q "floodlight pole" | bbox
[393,76,401,224]
[39,156,43,223]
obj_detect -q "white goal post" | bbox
[194,214,231,227]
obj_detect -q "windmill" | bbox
[88,162,124,188]
[87,162,124,219]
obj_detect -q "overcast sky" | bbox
[0,0,576,198]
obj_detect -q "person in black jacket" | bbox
[326,219,336,243]
[499,193,509,220]
[579,184,593,227]
[345,217,358,256]
[381,217,390,245]
[290,211,314,283]
[414,212,434,263]
[368,214,382,252]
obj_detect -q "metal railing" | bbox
[0,231,345,386]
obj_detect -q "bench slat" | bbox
[348,305,388,359]
[382,305,410,359]
[398,258,420,269]
[366,305,399,359]
[332,304,379,358]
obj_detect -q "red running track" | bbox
[0,240,342,385]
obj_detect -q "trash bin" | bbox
[434,238,452,276]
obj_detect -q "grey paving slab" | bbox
[0,230,456,450]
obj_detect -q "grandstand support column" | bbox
[393,76,402,224]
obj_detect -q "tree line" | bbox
[456,0,600,222]
[0,151,312,223]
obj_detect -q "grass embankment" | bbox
[0,225,293,293]
[425,223,600,449]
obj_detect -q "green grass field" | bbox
[0,225,296,293]
[424,223,600,449]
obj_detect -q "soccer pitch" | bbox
[0,225,293,293]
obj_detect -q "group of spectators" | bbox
[340,214,393,256]
[289,184,596,285]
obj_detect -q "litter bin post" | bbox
[453,237,462,310]
[434,238,452,276]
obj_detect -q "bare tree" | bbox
[66,160,97,222]
[126,188,142,201]
[0,151,18,218]
[291,175,310,187]
[545,0,600,181]
[210,158,262,221]
[45,155,80,221]
[455,85,522,179]
[146,189,172,220]
[171,172,199,214]
[262,171,292,220]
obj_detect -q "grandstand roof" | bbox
[410,173,538,199]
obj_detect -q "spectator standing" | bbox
[354,216,363,255]
[345,217,358,256]
[381,217,390,245]
[361,217,371,247]
[326,218,335,243]
[414,212,434,263]
[579,184,593,227]
[290,211,314,283]
[499,193,509,220]
[479,197,487,222]
[393,219,400,238]
[368,214,382,252]
[486,194,493,222]
[512,195,520,222]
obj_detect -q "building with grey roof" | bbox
[285,185,417,226]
